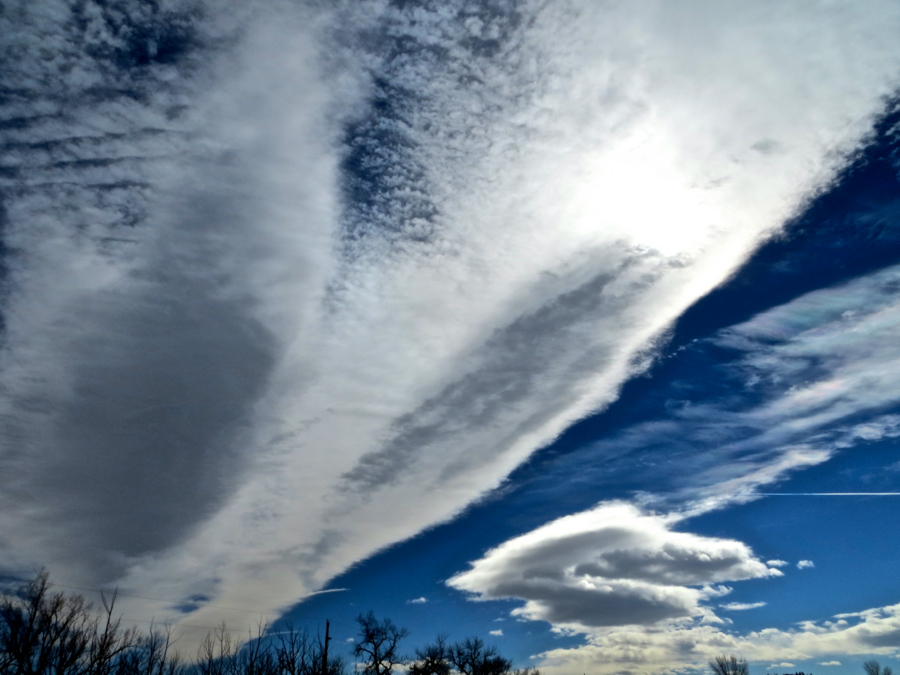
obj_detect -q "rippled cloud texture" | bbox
[2,0,900,645]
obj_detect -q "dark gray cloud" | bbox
[494,581,695,628]
[298,250,673,601]
[573,543,762,587]
[339,247,660,493]
[0,0,278,574]
[858,628,900,648]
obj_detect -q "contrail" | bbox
[759,493,900,496]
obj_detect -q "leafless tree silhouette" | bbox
[353,613,407,675]
[864,661,893,675]
[710,654,749,675]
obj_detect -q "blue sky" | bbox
[3,2,900,674]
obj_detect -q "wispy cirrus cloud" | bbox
[2,0,900,640]
[529,262,900,516]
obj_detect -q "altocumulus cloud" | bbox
[2,0,900,639]
[447,502,781,630]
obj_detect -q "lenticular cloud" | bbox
[1,0,899,632]
[447,502,780,630]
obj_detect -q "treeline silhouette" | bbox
[0,573,537,675]
[718,653,896,675]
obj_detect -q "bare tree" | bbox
[449,638,511,675]
[865,661,893,675]
[352,613,407,675]
[237,623,278,675]
[270,623,342,675]
[407,636,450,675]
[0,573,352,675]
[195,623,242,675]
[0,570,145,675]
[710,655,749,675]
[272,624,312,675]
[116,625,184,675]
[87,591,140,675]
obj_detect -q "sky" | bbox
[2,1,900,674]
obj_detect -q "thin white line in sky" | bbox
[759,492,900,496]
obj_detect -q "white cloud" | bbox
[769,664,795,670]
[797,561,815,570]
[448,502,780,631]
[568,263,900,520]
[448,497,900,674]
[767,560,790,568]
[536,601,900,675]
[407,597,427,604]
[2,0,900,640]
[820,661,842,666]
[489,630,504,637]
[721,602,766,611]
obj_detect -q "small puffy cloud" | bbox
[767,560,789,567]
[770,663,795,669]
[407,597,428,604]
[345,638,354,643]
[448,502,780,630]
[820,661,842,666]
[489,629,503,636]
[797,560,815,569]
[721,602,766,611]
